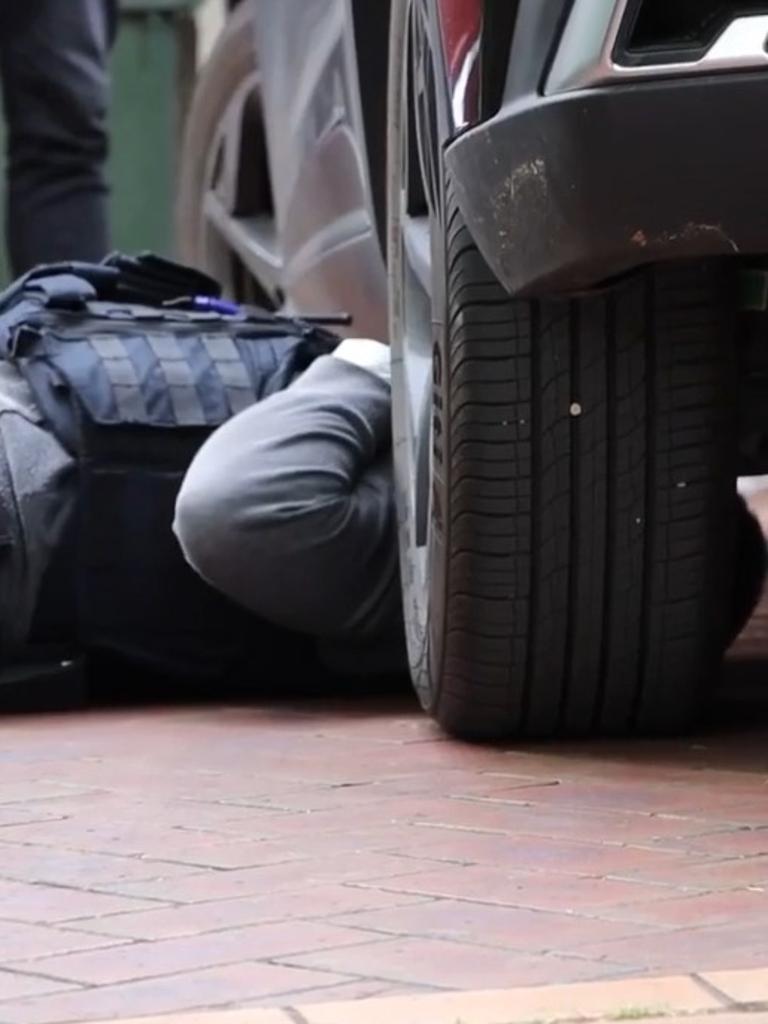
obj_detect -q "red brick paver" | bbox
[1,624,768,1019]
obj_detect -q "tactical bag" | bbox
[0,253,340,699]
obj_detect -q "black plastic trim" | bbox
[503,0,575,101]
[445,72,768,296]
[480,0,520,118]
[616,0,768,67]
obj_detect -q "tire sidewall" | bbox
[387,0,449,713]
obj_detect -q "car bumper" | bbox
[445,72,768,296]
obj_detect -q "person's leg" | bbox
[0,0,117,275]
[174,349,403,643]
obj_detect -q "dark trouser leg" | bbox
[0,0,117,275]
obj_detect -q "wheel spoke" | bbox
[202,193,283,299]
[402,215,432,305]
[207,70,262,215]
[195,59,280,305]
[393,0,452,572]
[413,368,432,547]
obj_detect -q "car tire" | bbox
[395,180,740,739]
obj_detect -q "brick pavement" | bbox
[1,517,768,1020]
[0,663,767,1022]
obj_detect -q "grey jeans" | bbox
[174,355,406,673]
[0,0,117,275]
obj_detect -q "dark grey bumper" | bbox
[446,72,768,296]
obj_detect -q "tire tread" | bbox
[427,188,737,739]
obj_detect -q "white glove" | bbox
[332,338,391,386]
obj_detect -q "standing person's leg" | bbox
[0,0,117,275]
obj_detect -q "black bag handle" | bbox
[102,252,222,304]
[0,252,222,313]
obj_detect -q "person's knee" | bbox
[173,471,239,594]
[174,444,363,633]
[174,453,313,596]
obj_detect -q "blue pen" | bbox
[191,295,242,315]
